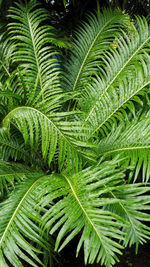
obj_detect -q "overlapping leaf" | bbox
[104,183,150,249]
[2,106,95,171]
[0,2,150,267]
[63,8,130,93]
[8,0,63,107]
[0,171,54,267]
[79,17,150,136]
[0,160,31,198]
[39,159,150,267]
[97,114,150,182]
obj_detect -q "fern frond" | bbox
[0,79,23,119]
[62,8,130,93]
[80,17,150,136]
[0,128,28,160]
[40,159,126,267]
[1,3,150,267]
[104,183,150,249]
[97,114,150,182]
[39,158,150,266]
[0,172,54,267]
[0,36,18,117]
[8,0,63,106]
[2,106,95,171]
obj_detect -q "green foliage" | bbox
[0,1,150,267]
[0,171,54,266]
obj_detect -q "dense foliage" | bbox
[0,1,150,267]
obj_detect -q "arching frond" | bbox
[2,106,95,171]
[79,17,150,136]
[39,159,150,267]
[97,114,150,182]
[8,0,63,106]
[0,172,54,267]
[62,8,130,93]
[40,160,126,267]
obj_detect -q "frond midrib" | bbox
[85,35,150,126]
[102,145,150,156]
[0,174,45,248]
[0,59,11,77]
[0,171,28,178]
[63,173,107,251]
[27,12,43,93]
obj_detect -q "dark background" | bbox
[0,0,150,33]
[56,237,150,267]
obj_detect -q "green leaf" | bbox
[8,0,63,106]
[80,17,150,136]
[0,91,21,100]
[104,183,150,249]
[63,8,131,93]
[0,161,32,198]
[40,159,126,267]
[0,172,54,267]
[2,106,95,171]
[97,115,150,182]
